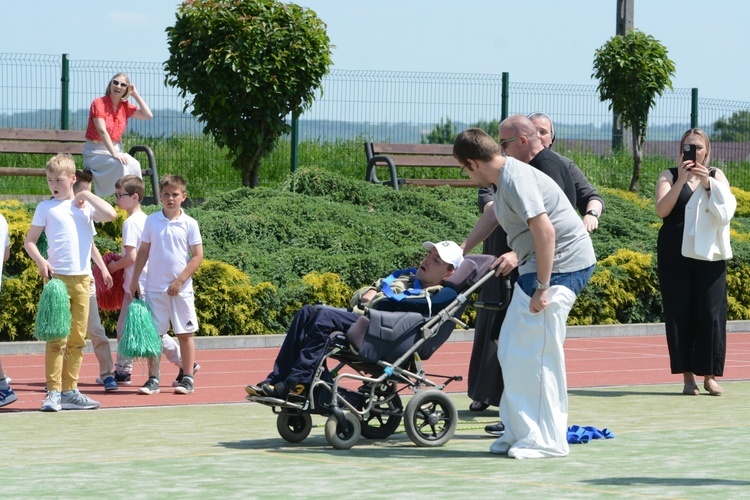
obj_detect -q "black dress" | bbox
[466,189,517,407]
[656,168,727,376]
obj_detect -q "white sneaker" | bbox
[61,389,100,410]
[41,390,62,412]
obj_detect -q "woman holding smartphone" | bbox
[655,128,730,396]
[83,73,153,196]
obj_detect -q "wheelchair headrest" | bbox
[443,254,495,291]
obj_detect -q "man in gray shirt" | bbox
[455,127,595,459]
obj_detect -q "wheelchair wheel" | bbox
[324,412,361,450]
[360,386,403,440]
[276,412,313,443]
[404,390,458,447]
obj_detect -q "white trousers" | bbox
[82,140,142,197]
[493,283,577,459]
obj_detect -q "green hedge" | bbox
[2,168,750,340]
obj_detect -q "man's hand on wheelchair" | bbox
[491,251,518,277]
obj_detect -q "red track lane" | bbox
[2,333,749,412]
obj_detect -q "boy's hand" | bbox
[167,278,185,296]
[37,260,54,279]
[102,270,113,289]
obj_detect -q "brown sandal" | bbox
[704,379,724,396]
[682,384,700,396]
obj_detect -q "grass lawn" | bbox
[2,382,749,498]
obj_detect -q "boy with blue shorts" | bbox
[24,154,117,411]
[130,175,203,395]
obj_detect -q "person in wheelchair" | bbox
[245,240,465,399]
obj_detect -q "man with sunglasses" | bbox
[499,115,576,205]
[83,73,153,197]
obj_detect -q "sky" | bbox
[2,0,749,103]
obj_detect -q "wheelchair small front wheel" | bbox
[324,412,361,450]
[404,390,458,447]
[277,412,313,443]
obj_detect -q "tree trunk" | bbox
[628,127,643,192]
[250,163,260,188]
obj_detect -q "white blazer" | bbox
[682,176,736,261]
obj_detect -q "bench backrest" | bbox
[364,141,476,189]
[366,142,460,168]
[0,128,86,155]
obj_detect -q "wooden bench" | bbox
[364,142,478,190]
[0,128,159,204]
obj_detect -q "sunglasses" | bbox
[114,193,133,199]
[111,79,129,88]
[499,136,522,149]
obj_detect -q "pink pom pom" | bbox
[93,252,125,311]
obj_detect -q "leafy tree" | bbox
[713,110,750,141]
[422,117,500,144]
[165,0,332,187]
[421,117,456,144]
[592,29,675,192]
[472,119,501,139]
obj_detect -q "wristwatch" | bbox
[585,209,600,219]
[535,280,550,290]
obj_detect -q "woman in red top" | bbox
[83,73,153,196]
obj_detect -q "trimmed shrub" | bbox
[192,259,278,336]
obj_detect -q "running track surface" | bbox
[2,333,749,412]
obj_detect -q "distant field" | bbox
[3,136,750,199]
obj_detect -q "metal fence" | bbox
[2,53,749,193]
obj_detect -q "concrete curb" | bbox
[2,320,750,356]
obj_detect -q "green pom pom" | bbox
[118,298,162,358]
[34,278,72,342]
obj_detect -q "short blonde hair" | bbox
[46,154,76,176]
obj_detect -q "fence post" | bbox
[501,72,509,121]
[691,88,699,129]
[60,54,70,130]
[290,111,299,172]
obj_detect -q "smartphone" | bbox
[683,144,697,162]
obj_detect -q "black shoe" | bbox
[245,383,264,397]
[139,377,160,395]
[174,375,194,395]
[114,372,132,386]
[260,382,288,398]
[484,421,505,436]
[261,381,306,399]
[173,363,201,387]
[469,401,490,412]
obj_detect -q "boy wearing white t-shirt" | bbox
[107,175,184,390]
[24,154,117,412]
[0,213,18,408]
[130,175,203,395]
